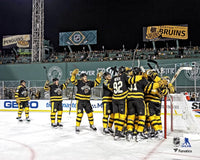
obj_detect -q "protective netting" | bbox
[166,93,200,134]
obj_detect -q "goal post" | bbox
[163,93,200,139]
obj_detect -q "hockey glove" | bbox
[16,98,21,104]
[65,78,70,85]
[72,69,79,76]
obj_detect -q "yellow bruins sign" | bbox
[145,25,188,41]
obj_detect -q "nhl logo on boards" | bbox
[48,66,63,81]
[173,137,192,153]
[173,137,180,147]
[185,63,200,81]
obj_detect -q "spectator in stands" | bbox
[8,89,13,99]
[35,89,41,99]
[184,91,190,101]
[190,93,196,101]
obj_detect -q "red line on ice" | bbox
[142,139,166,160]
[0,138,35,160]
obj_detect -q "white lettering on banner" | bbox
[162,68,175,75]
[70,67,115,76]
[70,70,96,76]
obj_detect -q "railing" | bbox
[0,80,199,101]
[0,80,102,100]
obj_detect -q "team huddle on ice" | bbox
[14,65,175,142]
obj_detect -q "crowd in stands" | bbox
[3,87,41,100]
[0,46,200,64]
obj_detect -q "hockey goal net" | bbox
[163,93,200,138]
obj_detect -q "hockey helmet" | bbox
[118,66,126,74]
[53,78,59,82]
[103,72,111,79]
[80,73,87,78]
[132,67,142,75]
[20,80,26,84]
[148,70,158,81]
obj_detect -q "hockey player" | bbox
[144,71,169,138]
[70,69,102,133]
[102,72,114,134]
[44,78,70,127]
[126,67,148,141]
[109,66,143,140]
[15,80,31,121]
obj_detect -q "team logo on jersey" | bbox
[21,90,28,96]
[81,84,91,94]
[54,88,62,96]
[185,63,200,81]
[48,66,63,81]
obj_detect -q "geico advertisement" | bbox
[0,100,200,116]
[0,100,103,111]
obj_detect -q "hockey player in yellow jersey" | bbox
[126,67,148,141]
[71,69,102,133]
[144,70,171,138]
[109,66,143,140]
[102,72,114,134]
[15,80,31,122]
[44,78,70,127]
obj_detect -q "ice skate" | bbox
[136,132,148,142]
[75,126,80,133]
[126,131,133,141]
[26,117,31,122]
[90,124,97,131]
[57,123,63,127]
[114,129,125,140]
[51,123,57,128]
[155,130,163,139]
[108,127,114,134]
[103,128,109,134]
[16,117,23,122]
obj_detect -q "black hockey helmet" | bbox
[53,78,59,82]
[118,66,126,74]
[103,72,111,79]
[80,73,87,78]
[20,80,26,84]
[132,67,142,75]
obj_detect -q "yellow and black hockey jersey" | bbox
[15,85,29,102]
[102,80,113,103]
[110,73,143,100]
[71,76,101,101]
[144,81,167,103]
[44,83,67,102]
[128,77,148,100]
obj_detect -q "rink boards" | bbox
[0,99,200,117]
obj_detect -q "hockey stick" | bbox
[69,64,78,115]
[147,62,154,70]
[69,85,74,115]
[171,67,192,84]
[147,59,161,73]
[132,43,139,68]
[137,59,140,68]
[110,66,118,76]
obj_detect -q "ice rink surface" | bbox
[0,111,200,160]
